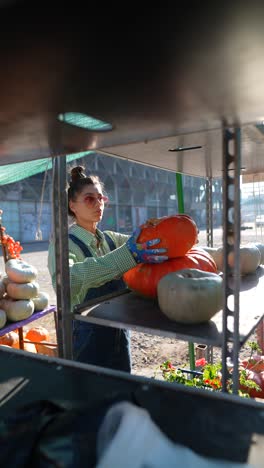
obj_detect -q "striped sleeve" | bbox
[48,240,136,309]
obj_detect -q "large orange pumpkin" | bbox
[138,215,198,258]
[123,247,217,299]
[186,247,217,273]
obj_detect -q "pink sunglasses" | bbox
[83,194,109,206]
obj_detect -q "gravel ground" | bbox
[0,225,263,380]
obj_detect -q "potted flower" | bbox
[157,341,263,399]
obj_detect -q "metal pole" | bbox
[206,177,213,247]
[52,155,73,360]
[221,124,241,394]
[176,173,184,213]
[176,172,195,371]
[205,177,214,363]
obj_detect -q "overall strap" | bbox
[69,232,125,304]
[69,234,92,257]
[103,232,116,251]
[69,232,116,257]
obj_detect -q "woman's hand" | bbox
[126,227,168,264]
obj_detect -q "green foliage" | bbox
[247,341,262,353]
[157,341,262,399]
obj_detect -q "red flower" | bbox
[195,358,208,367]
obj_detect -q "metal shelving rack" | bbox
[71,125,264,394]
[73,266,264,349]
[0,2,264,464]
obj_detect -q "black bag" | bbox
[0,398,129,468]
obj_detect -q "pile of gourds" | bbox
[123,214,223,324]
[0,213,49,329]
[0,325,51,354]
[123,214,264,325]
[202,243,264,275]
[0,258,49,329]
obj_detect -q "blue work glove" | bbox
[126,227,168,264]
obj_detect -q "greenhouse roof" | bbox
[0,152,94,186]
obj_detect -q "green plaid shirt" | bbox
[48,224,136,310]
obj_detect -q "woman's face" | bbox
[69,183,108,225]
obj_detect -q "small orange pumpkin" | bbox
[0,331,20,348]
[138,214,198,258]
[25,326,50,343]
[123,247,217,299]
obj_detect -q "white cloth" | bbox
[96,401,252,468]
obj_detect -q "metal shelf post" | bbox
[222,125,241,393]
[52,155,73,360]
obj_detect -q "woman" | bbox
[48,165,167,372]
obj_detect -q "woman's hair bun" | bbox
[70,165,86,182]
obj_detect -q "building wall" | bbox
[0,153,222,242]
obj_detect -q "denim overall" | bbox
[69,233,131,372]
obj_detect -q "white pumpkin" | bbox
[209,245,261,275]
[5,259,37,284]
[228,245,261,275]
[157,268,223,324]
[0,298,34,322]
[32,292,50,311]
[7,281,40,300]
[0,280,5,298]
[2,275,10,286]
[255,243,264,264]
[0,309,7,328]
